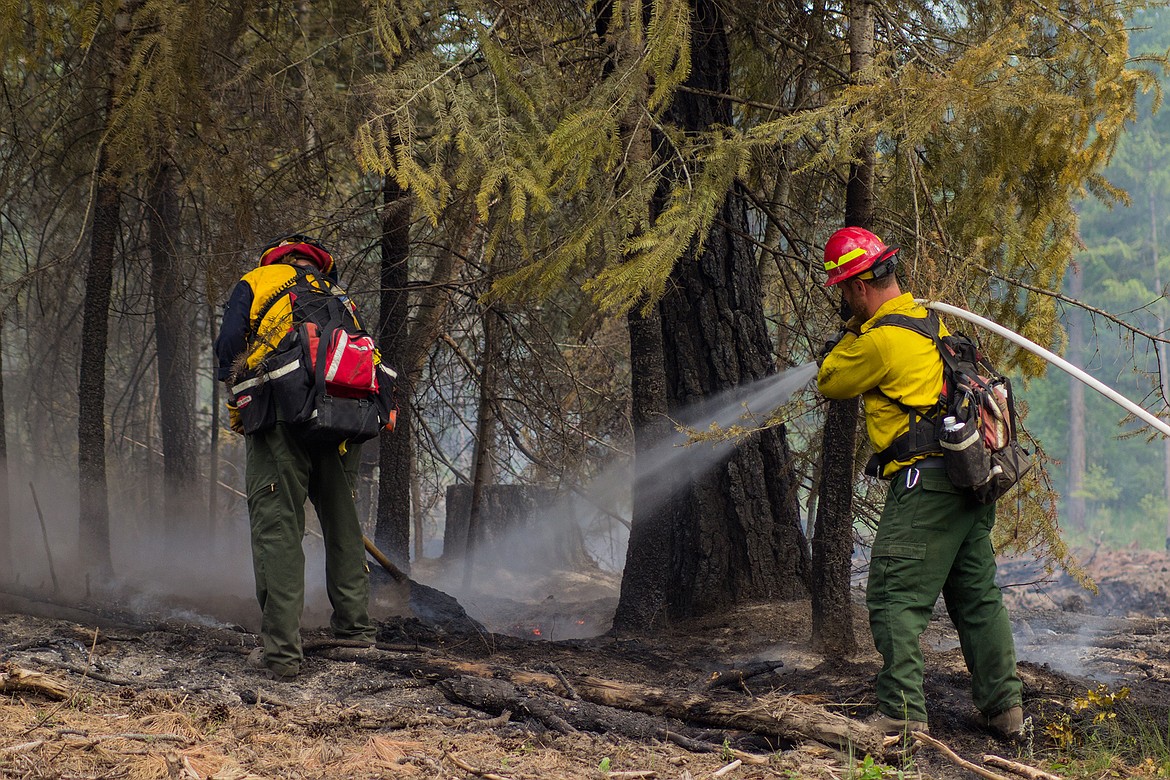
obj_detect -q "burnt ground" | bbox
[2,548,1170,780]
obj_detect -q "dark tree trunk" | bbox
[612,303,677,632]
[811,397,858,655]
[148,157,198,528]
[654,0,809,616]
[79,149,118,580]
[78,0,138,581]
[601,0,676,632]
[462,305,501,591]
[376,174,412,571]
[0,319,8,582]
[810,0,875,657]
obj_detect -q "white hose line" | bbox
[919,299,1170,439]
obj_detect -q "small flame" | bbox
[532,628,542,637]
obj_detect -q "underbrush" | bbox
[1041,684,1170,778]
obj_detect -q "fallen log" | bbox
[0,662,70,700]
[347,649,888,757]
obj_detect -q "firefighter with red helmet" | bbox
[215,235,377,680]
[816,227,1025,740]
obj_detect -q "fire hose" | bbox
[920,299,1170,439]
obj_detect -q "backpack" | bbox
[228,267,398,444]
[868,310,1033,504]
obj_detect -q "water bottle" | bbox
[942,415,962,433]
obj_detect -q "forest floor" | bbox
[2,547,1170,780]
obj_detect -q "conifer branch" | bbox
[977,264,1170,347]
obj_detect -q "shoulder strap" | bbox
[871,310,940,344]
[866,310,947,474]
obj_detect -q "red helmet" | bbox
[823,227,899,286]
[259,234,335,275]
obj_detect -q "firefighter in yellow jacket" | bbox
[816,227,1025,740]
[215,235,376,679]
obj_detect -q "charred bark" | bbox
[326,647,889,757]
[78,149,118,581]
[811,398,859,656]
[462,306,502,590]
[0,320,8,581]
[654,0,809,615]
[148,157,198,528]
[612,303,676,633]
[376,174,412,571]
[78,0,140,581]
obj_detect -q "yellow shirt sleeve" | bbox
[816,295,946,475]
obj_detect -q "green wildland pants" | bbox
[246,423,376,675]
[867,465,1023,724]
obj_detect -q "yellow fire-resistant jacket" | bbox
[215,263,363,382]
[817,293,948,478]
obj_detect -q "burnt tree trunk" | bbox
[376,174,412,571]
[653,0,809,616]
[810,0,872,658]
[612,302,677,632]
[462,306,502,590]
[148,157,198,528]
[811,399,858,655]
[601,0,676,633]
[79,151,118,580]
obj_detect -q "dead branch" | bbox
[445,751,515,780]
[0,739,44,755]
[58,728,191,745]
[0,662,70,700]
[29,481,59,593]
[165,751,200,780]
[56,662,139,686]
[712,759,742,777]
[658,730,768,765]
[704,662,783,691]
[914,732,1012,780]
[979,264,1170,347]
[982,754,1065,780]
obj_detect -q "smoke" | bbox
[421,363,820,637]
[1,362,821,640]
[1,458,340,632]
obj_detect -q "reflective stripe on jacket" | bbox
[817,293,948,477]
[215,264,356,381]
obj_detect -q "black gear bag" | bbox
[867,311,1032,504]
[228,267,398,444]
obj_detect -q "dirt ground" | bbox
[2,548,1170,780]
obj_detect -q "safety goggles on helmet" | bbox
[823,226,900,286]
[259,234,335,275]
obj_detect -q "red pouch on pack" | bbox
[305,324,379,398]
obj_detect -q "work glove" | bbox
[817,330,847,365]
[226,400,244,435]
